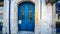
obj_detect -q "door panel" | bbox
[18,3,27,31]
[28,4,35,31]
[18,2,35,31]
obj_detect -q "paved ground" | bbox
[18,31,35,34]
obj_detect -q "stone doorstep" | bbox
[18,31,35,34]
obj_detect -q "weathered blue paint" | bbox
[18,2,35,31]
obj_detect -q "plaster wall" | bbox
[3,0,9,34]
[40,0,53,34]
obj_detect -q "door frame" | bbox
[18,2,35,31]
[14,0,35,33]
[10,0,40,34]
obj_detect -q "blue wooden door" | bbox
[18,2,35,31]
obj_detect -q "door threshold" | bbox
[18,31,35,34]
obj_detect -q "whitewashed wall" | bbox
[4,0,54,34]
[10,0,17,34]
[4,0,9,34]
[40,0,53,34]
